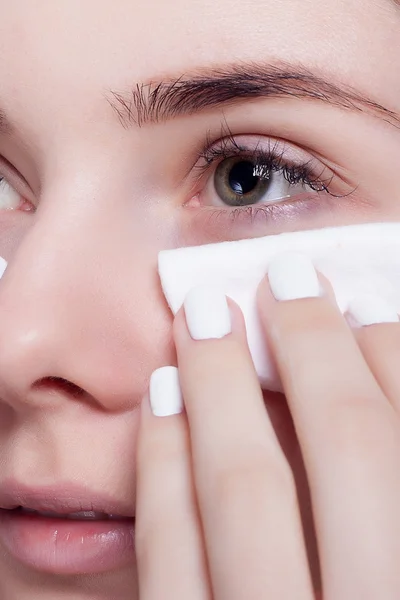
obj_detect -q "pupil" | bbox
[228,161,259,195]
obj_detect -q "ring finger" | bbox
[258,254,400,599]
[348,297,400,410]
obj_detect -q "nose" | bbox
[0,196,175,413]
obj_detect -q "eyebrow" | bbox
[108,62,400,130]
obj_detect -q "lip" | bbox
[0,479,135,516]
[0,479,135,574]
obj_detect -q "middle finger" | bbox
[173,287,314,600]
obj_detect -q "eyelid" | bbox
[191,133,349,198]
[198,134,328,172]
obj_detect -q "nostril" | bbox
[33,377,86,399]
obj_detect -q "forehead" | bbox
[0,1,397,73]
[0,0,398,127]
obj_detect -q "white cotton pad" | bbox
[158,223,400,392]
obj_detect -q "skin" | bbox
[0,0,399,597]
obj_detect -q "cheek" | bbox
[0,212,34,260]
[67,249,179,403]
[133,282,178,386]
[96,234,179,400]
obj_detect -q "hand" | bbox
[135,254,400,600]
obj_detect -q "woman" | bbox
[0,0,399,598]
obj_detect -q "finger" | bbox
[173,287,314,600]
[347,297,400,411]
[136,369,211,600]
[258,254,400,599]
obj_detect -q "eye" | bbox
[193,135,341,213]
[212,155,307,207]
[0,177,23,210]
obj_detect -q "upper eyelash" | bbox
[196,132,346,198]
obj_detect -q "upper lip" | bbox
[0,479,135,517]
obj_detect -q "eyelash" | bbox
[196,132,342,198]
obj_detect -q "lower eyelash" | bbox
[205,197,316,226]
[199,191,354,234]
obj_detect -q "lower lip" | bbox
[0,510,135,574]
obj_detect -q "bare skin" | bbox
[0,0,399,597]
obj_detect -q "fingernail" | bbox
[347,295,399,326]
[268,253,320,301]
[149,366,183,417]
[0,257,7,279]
[184,285,231,340]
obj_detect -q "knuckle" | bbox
[278,301,336,340]
[138,422,187,468]
[212,451,296,510]
[137,435,184,474]
[326,396,398,461]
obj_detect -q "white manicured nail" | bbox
[149,366,183,417]
[184,286,231,340]
[0,257,7,279]
[347,295,399,326]
[268,253,320,301]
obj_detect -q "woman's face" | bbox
[0,0,399,596]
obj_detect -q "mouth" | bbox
[5,506,129,520]
[0,480,135,575]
